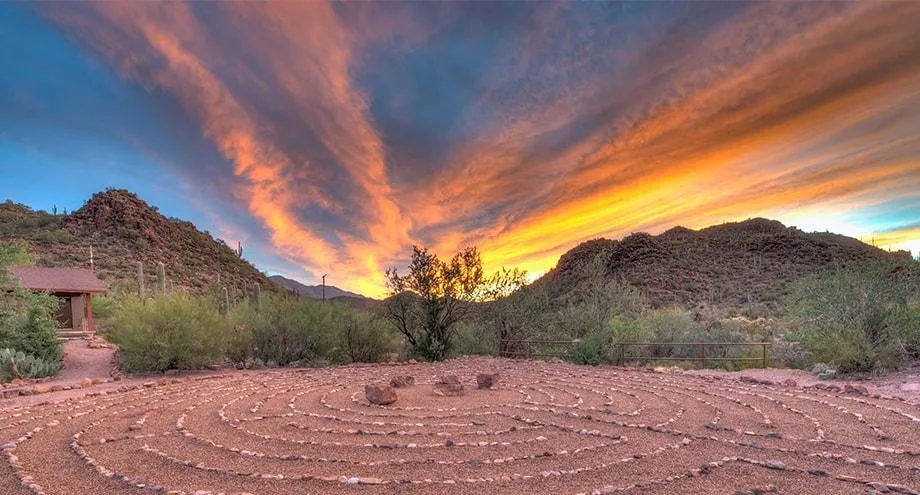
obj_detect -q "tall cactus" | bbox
[156,262,166,293]
[221,287,230,316]
[252,282,262,312]
[137,261,144,297]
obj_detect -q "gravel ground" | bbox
[2,357,919,495]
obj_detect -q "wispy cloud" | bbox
[34,1,920,295]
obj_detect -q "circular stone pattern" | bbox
[2,357,919,495]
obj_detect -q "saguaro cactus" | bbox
[156,262,166,293]
[252,282,262,312]
[137,261,144,297]
[221,287,230,316]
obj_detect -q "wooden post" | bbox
[762,343,767,369]
[86,293,94,334]
[700,343,707,369]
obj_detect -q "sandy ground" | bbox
[2,357,919,495]
[688,362,920,404]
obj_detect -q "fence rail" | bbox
[499,339,773,368]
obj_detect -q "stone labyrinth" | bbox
[2,357,919,495]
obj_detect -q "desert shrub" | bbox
[241,297,343,366]
[0,348,61,381]
[784,264,917,373]
[4,294,62,363]
[90,295,120,319]
[109,292,229,372]
[452,321,497,357]
[567,333,605,366]
[341,312,399,363]
[231,296,396,366]
[0,243,62,367]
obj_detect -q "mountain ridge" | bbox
[1,189,272,297]
[268,274,367,300]
[538,217,913,315]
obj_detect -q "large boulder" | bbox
[389,375,415,388]
[365,385,397,405]
[477,373,498,390]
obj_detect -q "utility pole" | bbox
[321,274,327,301]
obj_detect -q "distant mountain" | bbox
[0,189,273,297]
[269,274,366,300]
[539,218,914,314]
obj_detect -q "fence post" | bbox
[762,343,767,369]
[700,343,707,368]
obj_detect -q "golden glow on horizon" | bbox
[43,1,920,297]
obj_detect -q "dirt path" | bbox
[55,339,115,383]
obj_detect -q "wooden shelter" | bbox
[8,267,107,337]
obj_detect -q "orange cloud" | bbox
[41,1,920,297]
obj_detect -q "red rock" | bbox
[437,375,461,385]
[476,373,498,390]
[844,383,869,396]
[389,375,415,388]
[434,382,464,397]
[365,385,397,405]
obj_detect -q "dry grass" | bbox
[2,357,919,494]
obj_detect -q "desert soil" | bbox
[2,356,919,495]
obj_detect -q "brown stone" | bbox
[476,373,498,389]
[782,379,797,388]
[437,375,461,385]
[433,382,464,397]
[844,383,869,396]
[365,385,397,405]
[79,377,93,388]
[389,375,415,388]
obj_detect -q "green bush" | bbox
[785,264,917,373]
[108,293,229,372]
[0,243,62,368]
[230,296,398,366]
[341,312,399,363]
[0,348,60,381]
[90,295,120,319]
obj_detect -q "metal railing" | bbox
[498,339,772,368]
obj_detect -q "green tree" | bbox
[385,246,497,361]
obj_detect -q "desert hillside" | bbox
[541,218,914,314]
[0,189,271,296]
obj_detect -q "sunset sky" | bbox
[2,2,919,297]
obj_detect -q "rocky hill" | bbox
[269,275,366,300]
[541,218,914,315]
[0,189,272,297]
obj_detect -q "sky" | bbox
[1,2,919,297]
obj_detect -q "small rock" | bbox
[79,377,93,388]
[365,385,397,405]
[33,385,50,394]
[782,379,797,388]
[389,375,415,388]
[765,461,786,470]
[437,375,461,385]
[899,382,920,392]
[433,382,464,397]
[476,373,498,390]
[0,443,15,451]
[844,383,870,396]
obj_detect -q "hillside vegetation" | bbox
[0,189,271,297]
[541,218,913,316]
